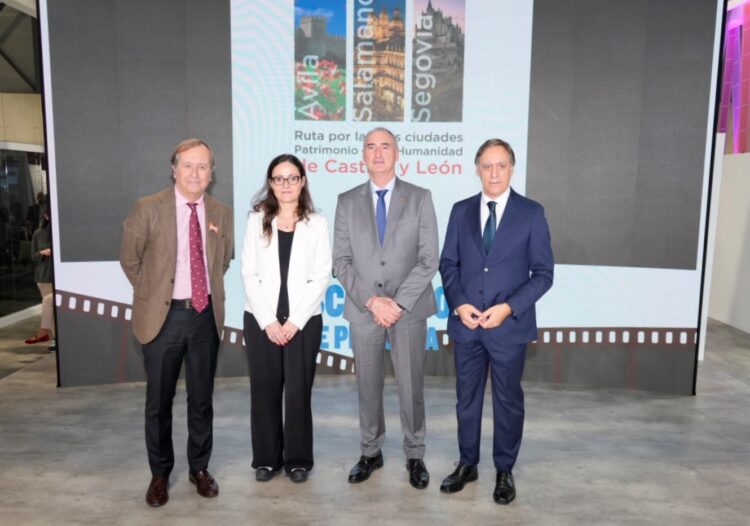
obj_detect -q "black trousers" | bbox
[142,304,219,476]
[244,312,322,472]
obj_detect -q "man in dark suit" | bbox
[438,138,553,504]
[333,127,439,489]
[120,139,233,507]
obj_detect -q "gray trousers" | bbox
[350,319,427,459]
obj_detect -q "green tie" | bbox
[482,201,496,254]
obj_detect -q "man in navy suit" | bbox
[438,138,554,504]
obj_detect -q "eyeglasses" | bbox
[270,175,302,186]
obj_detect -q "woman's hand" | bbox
[264,321,288,346]
[280,321,300,342]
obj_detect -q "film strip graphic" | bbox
[536,327,697,347]
[56,290,697,377]
[54,289,356,375]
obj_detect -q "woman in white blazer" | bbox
[241,154,331,483]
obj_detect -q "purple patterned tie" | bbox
[187,203,209,313]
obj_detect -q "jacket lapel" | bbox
[357,183,380,249]
[467,193,484,256]
[382,178,405,248]
[288,216,307,281]
[161,188,178,273]
[268,217,281,280]
[204,195,218,274]
[493,189,520,251]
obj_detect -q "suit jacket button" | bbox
[479,289,483,294]
[484,267,489,272]
[380,261,385,266]
[165,301,169,306]
[378,283,383,288]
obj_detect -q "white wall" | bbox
[709,151,750,334]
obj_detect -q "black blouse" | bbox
[276,229,294,322]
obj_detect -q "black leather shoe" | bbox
[493,470,516,504]
[406,459,429,489]
[189,469,219,498]
[440,463,478,493]
[255,467,280,482]
[288,468,309,483]
[348,452,384,483]
[145,475,169,507]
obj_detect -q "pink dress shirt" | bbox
[173,187,211,299]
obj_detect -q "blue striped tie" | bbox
[376,189,388,245]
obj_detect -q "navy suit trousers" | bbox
[454,336,526,471]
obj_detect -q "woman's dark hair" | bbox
[252,153,315,240]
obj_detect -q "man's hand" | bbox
[264,321,288,346]
[40,248,51,257]
[456,303,482,330]
[479,303,513,329]
[369,297,402,328]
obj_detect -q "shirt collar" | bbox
[370,176,396,194]
[481,187,511,208]
[174,186,205,207]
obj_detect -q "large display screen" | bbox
[40,0,723,393]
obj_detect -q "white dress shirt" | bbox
[370,176,396,216]
[173,187,210,298]
[480,187,511,232]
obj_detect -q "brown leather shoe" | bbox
[145,475,169,507]
[189,469,219,498]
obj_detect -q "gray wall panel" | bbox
[527,0,715,269]
[48,0,233,261]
